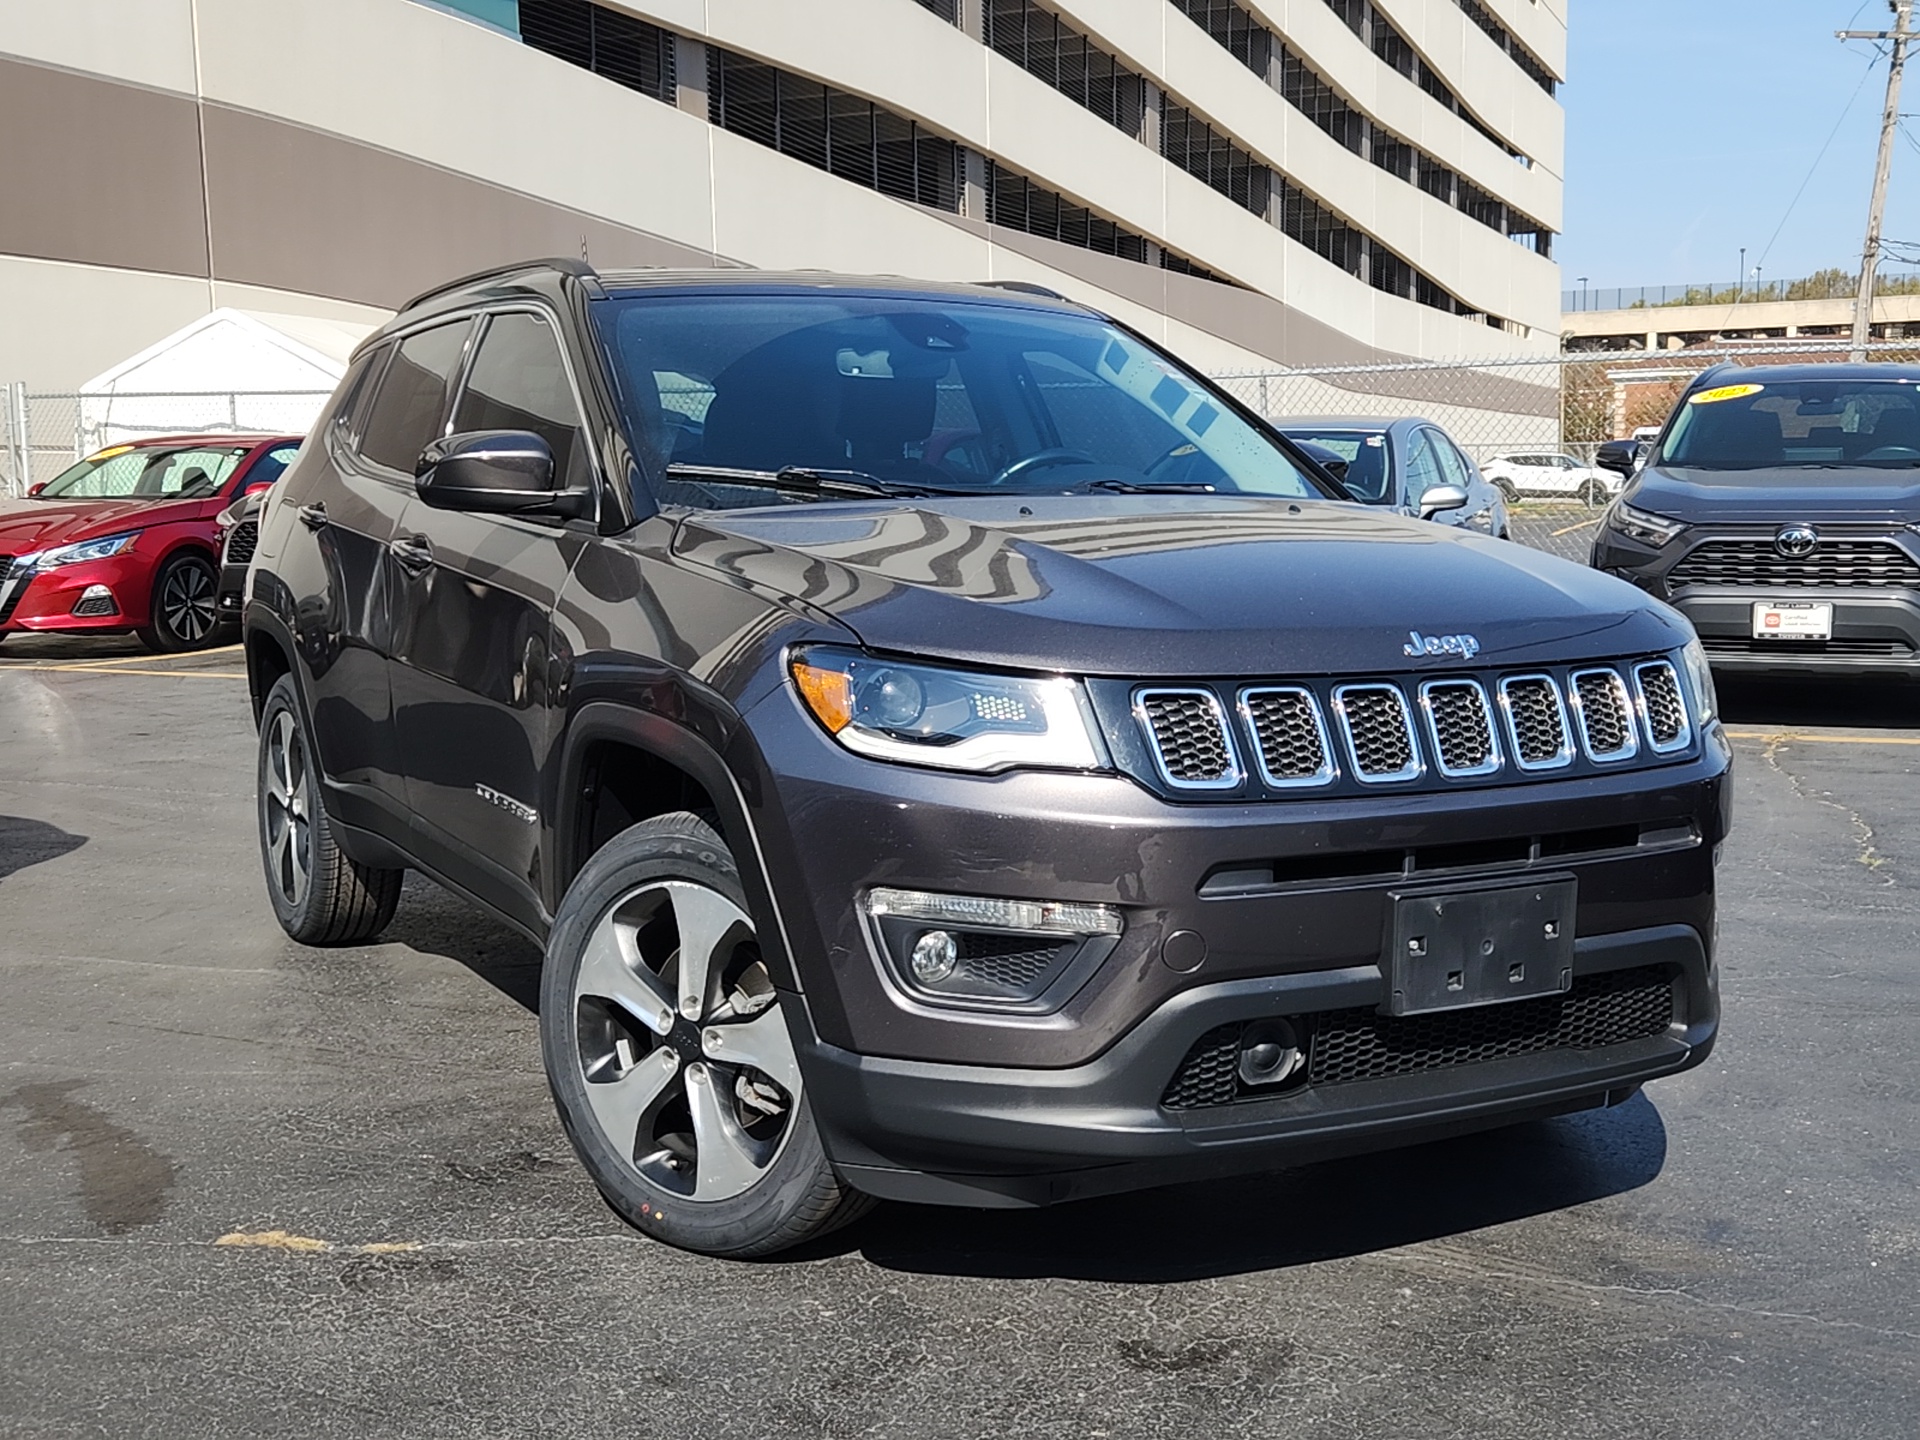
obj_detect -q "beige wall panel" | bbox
[1370,0,1563,164]
[195,0,721,257]
[200,105,722,309]
[0,0,197,95]
[0,256,210,392]
[707,132,990,280]
[0,57,210,281]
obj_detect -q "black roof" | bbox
[1689,361,1920,384]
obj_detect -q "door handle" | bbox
[390,534,436,574]
[297,502,328,530]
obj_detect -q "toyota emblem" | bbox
[1775,524,1819,559]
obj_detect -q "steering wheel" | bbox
[990,448,1098,487]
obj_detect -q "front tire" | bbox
[1492,477,1519,503]
[257,673,402,944]
[542,812,870,1258]
[140,551,222,652]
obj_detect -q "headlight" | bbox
[17,531,141,570]
[1680,638,1718,727]
[1608,503,1685,549]
[790,646,1107,773]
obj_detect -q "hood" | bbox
[1629,464,1920,524]
[671,495,1687,677]
[0,495,209,555]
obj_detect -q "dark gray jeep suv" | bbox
[243,261,1728,1257]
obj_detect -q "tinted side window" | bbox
[453,312,587,486]
[243,444,303,489]
[1431,433,1473,490]
[359,322,470,473]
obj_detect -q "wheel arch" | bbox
[555,702,803,994]
[142,538,222,629]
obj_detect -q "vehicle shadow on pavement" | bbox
[382,875,545,1010]
[0,815,87,885]
[840,1096,1666,1283]
[1718,675,1920,731]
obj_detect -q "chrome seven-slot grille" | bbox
[1134,659,1691,795]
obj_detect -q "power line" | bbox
[1752,51,1881,277]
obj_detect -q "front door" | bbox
[389,309,589,929]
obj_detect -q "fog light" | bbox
[71,584,119,618]
[909,930,958,984]
[1237,1020,1302,1088]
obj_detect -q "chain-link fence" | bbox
[1,388,333,496]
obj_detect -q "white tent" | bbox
[76,309,374,450]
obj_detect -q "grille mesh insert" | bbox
[1340,687,1417,778]
[223,520,259,568]
[1637,663,1686,748]
[1138,691,1235,785]
[1160,966,1678,1109]
[1243,688,1329,783]
[1573,670,1634,758]
[952,933,1066,992]
[1670,538,1920,590]
[1424,681,1495,773]
[1503,677,1568,766]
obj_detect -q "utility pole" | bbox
[1840,0,1915,360]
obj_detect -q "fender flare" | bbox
[555,701,806,996]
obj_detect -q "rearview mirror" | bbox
[1594,442,1638,478]
[415,430,590,519]
[1419,485,1469,518]
[26,481,45,497]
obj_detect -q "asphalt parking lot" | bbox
[3,594,1918,1437]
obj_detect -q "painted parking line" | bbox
[1725,729,1920,746]
[1548,517,1601,537]
[0,663,245,679]
[0,644,244,671]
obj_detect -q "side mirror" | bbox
[244,480,275,497]
[26,481,45,497]
[1595,443,1637,478]
[415,430,590,519]
[1418,484,1469,518]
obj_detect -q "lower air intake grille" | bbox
[1160,966,1677,1109]
[1137,689,1237,788]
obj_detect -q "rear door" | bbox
[389,308,588,929]
[284,320,472,840]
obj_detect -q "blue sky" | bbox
[1560,0,1920,291]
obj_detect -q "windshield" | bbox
[1658,377,1920,472]
[1275,429,1392,503]
[37,444,247,500]
[594,293,1327,506]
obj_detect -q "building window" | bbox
[986,163,1148,262]
[985,0,1147,134]
[1161,105,1272,218]
[913,0,960,21]
[519,0,675,103]
[707,49,961,211]
[1165,0,1271,74]
[1454,0,1557,95]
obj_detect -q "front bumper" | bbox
[808,926,1715,1207]
[0,555,145,633]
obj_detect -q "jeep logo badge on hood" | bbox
[1404,631,1481,660]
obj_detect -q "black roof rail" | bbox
[398,257,600,315]
[1691,361,1740,388]
[974,280,1068,300]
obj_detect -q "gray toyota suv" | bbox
[242,261,1728,1256]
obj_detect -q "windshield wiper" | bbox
[664,464,974,499]
[1072,478,1219,495]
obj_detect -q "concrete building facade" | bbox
[0,0,1566,393]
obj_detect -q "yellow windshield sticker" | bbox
[86,444,137,461]
[1689,383,1764,406]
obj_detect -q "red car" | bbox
[0,434,302,651]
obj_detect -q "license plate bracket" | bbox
[1384,878,1577,1017]
[1752,600,1833,641]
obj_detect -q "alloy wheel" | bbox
[571,881,800,1202]
[262,710,310,907]
[160,560,218,644]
